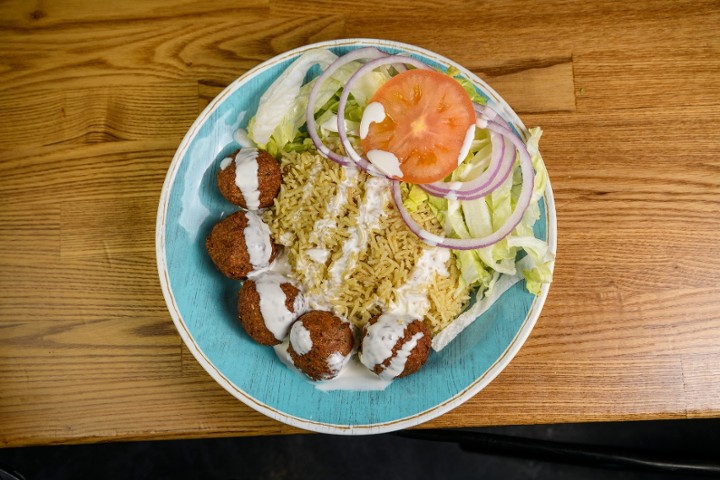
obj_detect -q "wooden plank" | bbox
[523,106,720,232]
[0,255,167,322]
[0,11,343,93]
[477,61,576,113]
[530,288,720,358]
[0,202,60,265]
[0,0,269,28]
[0,84,198,148]
[431,358,688,428]
[0,141,175,208]
[683,354,720,418]
[573,46,720,112]
[1,0,720,447]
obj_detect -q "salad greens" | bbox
[245,48,553,300]
[406,127,552,295]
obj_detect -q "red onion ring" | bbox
[304,53,536,249]
[419,103,519,200]
[474,102,513,130]
[391,122,535,250]
[419,130,514,201]
[305,47,387,166]
[336,55,432,174]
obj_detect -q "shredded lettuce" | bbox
[248,47,551,297]
[407,127,552,297]
[446,66,487,105]
[314,68,391,138]
[349,68,392,106]
[455,250,493,287]
[248,49,393,156]
[426,126,553,296]
[403,185,429,212]
[248,49,338,148]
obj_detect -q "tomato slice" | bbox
[360,69,476,184]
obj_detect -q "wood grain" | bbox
[1,0,720,447]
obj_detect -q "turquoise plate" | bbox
[156,39,556,434]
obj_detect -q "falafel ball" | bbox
[205,210,277,280]
[237,273,306,346]
[359,314,431,379]
[288,310,355,381]
[217,148,281,210]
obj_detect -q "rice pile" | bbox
[264,150,470,334]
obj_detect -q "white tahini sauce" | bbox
[382,332,424,380]
[359,101,386,140]
[359,314,422,380]
[314,357,392,391]
[328,167,358,216]
[310,166,358,242]
[273,342,392,391]
[300,166,360,310]
[220,157,233,170]
[254,272,306,341]
[390,247,451,319]
[289,320,313,356]
[286,159,324,230]
[326,176,390,294]
[233,127,255,148]
[250,248,292,279]
[366,150,403,178]
[457,124,476,165]
[243,210,273,271]
[305,248,330,264]
[227,148,261,210]
[325,351,351,379]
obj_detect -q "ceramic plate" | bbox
[156,39,556,434]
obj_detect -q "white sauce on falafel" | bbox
[244,210,274,270]
[220,157,233,170]
[255,272,306,341]
[359,313,415,378]
[325,351,352,380]
[273,342,393,391]
[381,332,424,380]
[289,320,313,356]
[226,148,261,210]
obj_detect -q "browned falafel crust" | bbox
[362,315,431,378]
[237,279,301,346]
[205,211,277,280]
[217,149,282,209]
[288,310,354,381]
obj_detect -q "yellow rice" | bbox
[264,150,470,334]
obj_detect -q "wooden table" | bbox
[1,0,719,447]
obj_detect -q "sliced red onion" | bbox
[391,123,535,250]
[419,130,513,200]
[336,55,432,175]
[419,102,519,200]
[305,47,387,166]
[474,102,511,129]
